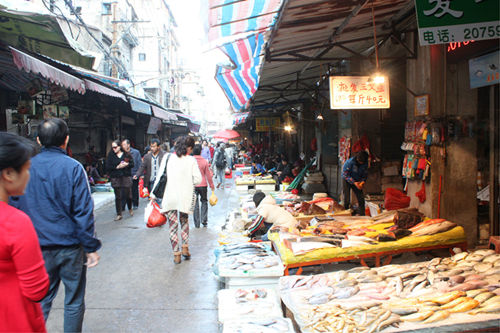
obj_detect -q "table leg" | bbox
[383,255,392,266]
[360,258,368,267]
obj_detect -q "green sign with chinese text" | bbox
[414,0,499,46]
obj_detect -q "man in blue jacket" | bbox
[342,151,369,216]
[11,118,101,333]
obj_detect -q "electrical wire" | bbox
[62,0,131,80]
[41,0,79,40]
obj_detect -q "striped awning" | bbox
[215,33,265,111]
[10,46,86,94]
[208,0,282,43]
[233,112,250,125]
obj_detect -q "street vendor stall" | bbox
[278,249,500,333]
[236,174,277,192]
[269,211,467,275]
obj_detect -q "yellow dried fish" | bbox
[423,310,450,323]
[440,297,469,310]
[448,298,480,312]
[469,302,500,314]
[401,310,434,322]
[482,295,500,306]
[466,289,489,298]
[474,292,496,304]
[430,291,466,305]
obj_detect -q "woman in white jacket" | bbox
[152,136,201,264]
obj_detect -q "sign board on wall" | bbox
[469,50,500,89]
[255,117,280,132]
[414,0,499,46]
[329,76,390,109]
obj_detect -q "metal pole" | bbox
[489,85,499,236]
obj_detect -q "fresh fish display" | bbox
[278,249,500,333]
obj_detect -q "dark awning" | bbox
[151,105,177,121]
[128,96,152,115]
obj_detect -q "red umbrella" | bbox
[212,129,240,140]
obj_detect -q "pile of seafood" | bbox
[218,288,284,323]
[279,249,500,332]
[216,243,281,272]
[281,211,462,255]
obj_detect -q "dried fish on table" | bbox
[411,221,457,236]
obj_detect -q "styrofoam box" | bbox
[218,256,284,278]
[217,288,283,323]
[224,276,281,290]
[223,317,296,333]
[255,184,276,192]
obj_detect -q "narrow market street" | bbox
[45,181,238,333]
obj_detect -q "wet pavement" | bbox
[45,179,239,332]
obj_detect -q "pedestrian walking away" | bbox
[213,143,226,189]
[1,132,50,333]
[134,138,165,193]
[106,140,135,221]
[342,151,369,216]
[122,139,142,209]
[10,119,101,333]
[152,136,201,264]
[193,144,215,228]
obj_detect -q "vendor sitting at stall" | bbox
[244,191,297,240]
[251,158,266,174]
[276,159,293,183]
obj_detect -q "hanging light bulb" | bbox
[284,125,292,132]
[316,114,324,120]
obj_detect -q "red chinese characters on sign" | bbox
[330,76,390,109]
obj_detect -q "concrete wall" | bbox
[406,37,478,247]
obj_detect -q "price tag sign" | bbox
[329,76,390,110]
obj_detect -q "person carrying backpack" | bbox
[213,143,226,189]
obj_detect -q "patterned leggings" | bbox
[166,210,189,253]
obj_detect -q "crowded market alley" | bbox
[45,182,238,333]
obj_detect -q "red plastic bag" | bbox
[146,201,166,228]
[139,178,149,198]
[384,188,411,210]
[415,182,426,203]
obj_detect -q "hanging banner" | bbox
[255,117,280,132]
[329,76,390,109]
[414,0,499,46]
[469,50,500,89]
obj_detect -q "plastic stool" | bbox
[489,236,500,253]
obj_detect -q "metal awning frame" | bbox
[247,0,418,110]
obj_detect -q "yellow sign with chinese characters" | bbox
[255,117,280,132]
[329,76,390,109]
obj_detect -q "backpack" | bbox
[215,150,226,168]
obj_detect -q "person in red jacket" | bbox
[192,144,215,228]
[0,132,49,332]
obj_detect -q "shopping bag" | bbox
[145,201,166,228]
[209,192,218,206]
[384,188,411,211]
[139,178,149,198]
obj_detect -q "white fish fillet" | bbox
[290,241,335,255]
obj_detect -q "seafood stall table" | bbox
[278,249,500,333]
[270,223,467,275]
